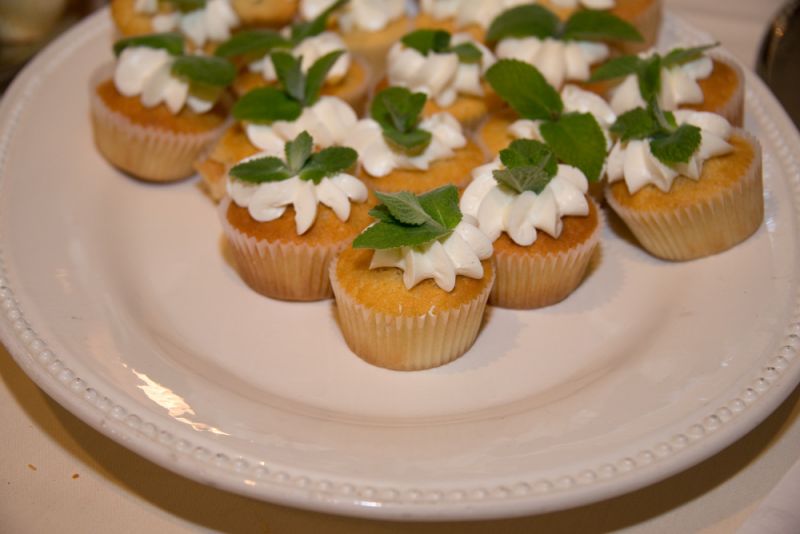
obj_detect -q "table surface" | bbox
[2,1,798,532]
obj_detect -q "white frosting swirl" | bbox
[113,46,219,114]
[228,161,368,234]
[135,0,239,47]
[461,159,590,246]
[606,110,734,194]
[549,0,615,9]
[610,53,714,115]
[248,32,351,85]
[369,216,493,291]
[509,85,617,149]
[386,34,496,107]
[350,113,467,177]
[245,96,358,155]
[300,0,406,32]
[420,0,529,29]
[496,37,609,89]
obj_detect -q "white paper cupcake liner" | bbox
[709,54,745,127]
[219,198,347,301]
[606,129,763,261]
[89,64,228,182]
[491,199,602,309]
[329,256,495,371]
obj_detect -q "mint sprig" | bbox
[353,186,462,249]
[169,0,206,13]
[485,60,606,181]
[229,131,357,185]
[214,30,291,59]
[290,0,348,44]
[610,102,702,165]
[371,87,432,155]
[401,29,483,64]
[487,4,642,44]
[171,55,236,87]
[494,140,557,194]
[113,33,184,57]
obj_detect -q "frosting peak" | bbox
[249,32,351,85]
[300,0,406,32]
[136,0,239,47]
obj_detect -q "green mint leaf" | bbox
[486,5,560,43]
[499,139,558,176]
[304,50,345,106]
[588,55,643,82]
[372,87,426,132]
[290,0,348,43]
[493,165,554,195]
[610,107,660,141]
[214,30,291,59]
[540,112,607,182]
[171,55,235,87]
[271,52,305,102]
[485,60,563,121]
[169,0,206,13]
[649,123,701,165]
[401,29,452,55]
[232,87,303,122]
[285,131,313,173]
[113,33,184,57]
[561,10,643,42]
[662,43,718,68]
[353,221,451,249]
[383,128,432,155]
[368,205,397,223]
[417,185,462,230]
[637,55,662,103]
[229,156,291,184]
[299,146,358,183]
[375,191,440,226]
[449,42,483,64]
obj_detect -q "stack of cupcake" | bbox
[89,0,764,372]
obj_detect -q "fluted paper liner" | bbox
[329,257,495,371]
[89,64,228,182]
[606,129,763,261]
[491,200,602,309]
[219,198,346,301]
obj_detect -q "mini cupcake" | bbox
[111,0,296,49]
[298,0,411,78]
[479,60,609,185]
[330,185,495,370]
[382,29,499,128]
[413,0,529,43]
[351,87,486,193]
[196,49,358,200]
[461,139,600,308]
[90,33,235,182]
[592,44,745,126]
[215,5,371,109]
[605,104,763,260]
[222,131,372,300]
[486,4,643,90]
[536,0,662,52]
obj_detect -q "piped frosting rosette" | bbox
[330,186,495,370]
[460,142,600,308]
[131,0,240,48]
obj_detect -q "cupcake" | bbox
[413,0,529,43]
[330,185,495,370]
[536,0,662,52]
[351,87,486,193]
[298,0,411,78]
[196,49,359,200]
[382,28,499,128]
[479,60,609,185]
[222,131,372,300]
[215,5,371,109]
[592,44,745,126]
[90,33,235,182]
[461,139,601,308]
[605,104,763,260]
[486,4,643,90]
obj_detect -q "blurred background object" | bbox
[758,0,800,129]
[0,0,105,92]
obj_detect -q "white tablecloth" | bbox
[2,1,798,532]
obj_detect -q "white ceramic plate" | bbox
[2,10,800,521]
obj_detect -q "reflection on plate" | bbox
[1,10,799,521]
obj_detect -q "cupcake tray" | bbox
[1,9,800,521]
